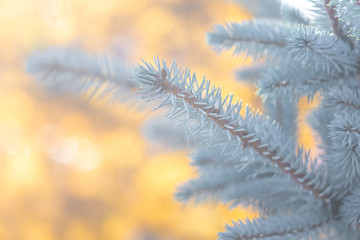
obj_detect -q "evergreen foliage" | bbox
[26,0,360,239]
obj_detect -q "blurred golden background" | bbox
[0,0,315,239]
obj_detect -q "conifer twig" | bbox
[133,57,332,204]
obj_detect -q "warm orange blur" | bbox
[0,0,315,239]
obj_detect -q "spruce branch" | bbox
[323,86,360,113]
[189,148,243,171]
[324,0,343,37]
[175,168,246,204]
[233,0,309,24]
[257,63,338,103]
[280,5,310,24]
[339,187,360,229]
[327,111,360,192]
[287,25,359,76]
[219,211,333,240]
[330,0,360,41]
[221,177,323,215]
[206,20,292,62]
[133,57,333,204]
[308,0,345,37]
[189,147,269,174]
[26,47,134,103]
[311,87,360,192]
[232,0,282,18]
[178,149,298,213]
[178,173,321,216]
[308,86,360,156]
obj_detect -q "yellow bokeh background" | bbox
[0,0,316,239]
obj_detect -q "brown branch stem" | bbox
[158,74,331,205]
[324,0,343,37]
